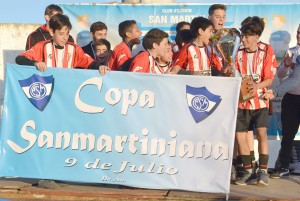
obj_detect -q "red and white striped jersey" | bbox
[20,40,92,69]
[174,42,211,72]
[129,51,170,74]
[235,47,274,110]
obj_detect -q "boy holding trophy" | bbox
[234,17,274,186]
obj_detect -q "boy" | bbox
[238,16,278,176]
[25,4,74,50]
[82,21,108,60]
[16,14,108,72]
[234,17,274,186]
[129,28,171,74]
[207,4,227,76]
[94,39,111,67]
[208,4,227,32]
[174,17,215,75]
[108,20,142,71]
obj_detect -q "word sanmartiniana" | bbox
[7,120,229,161]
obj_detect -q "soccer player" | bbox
[93,39,111,67]
[129,28,171,74]
[82,21,108,60]
[108,20,142,71]
[234,17,274,186]
[174,17,215,75]
[16,14,109,73]
[25,4,74,50]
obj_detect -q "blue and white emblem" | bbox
[19,74,54,111]
[186,85,221,123]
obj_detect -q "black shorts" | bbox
[236,108,269,132]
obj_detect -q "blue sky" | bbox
[0,0,299,24]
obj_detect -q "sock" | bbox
[259,154,269,170]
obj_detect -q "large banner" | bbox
[61,3,300,65]
[61,3,300,139]
[0,64,240,194]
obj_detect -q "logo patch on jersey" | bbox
[186,85,221,123]
[19,74,54,111]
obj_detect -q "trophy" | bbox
[213,28,254,102]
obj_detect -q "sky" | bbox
[0,0,299,24]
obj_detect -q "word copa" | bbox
[75,77,155,115]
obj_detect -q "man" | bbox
[82,21,108,60]
[263,24,300,178]
[25,4,74,50]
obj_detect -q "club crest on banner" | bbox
[186,85,221,123]
[18,74,54,111]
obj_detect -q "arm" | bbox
[273,64,300,97]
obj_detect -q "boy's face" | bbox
[95,44,108,56]
[92,29,107,41]
[155,38,169,57]
[241,34,259,50]
[50,26,70,47]
[200,25,214,46]
[209,9,226,31]
[128,24,142,44]
[160,44,173,63]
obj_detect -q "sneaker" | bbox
[252,161,259,173]
[235,170,257,185]
[270,168,290,179]
[235,165,245,179]
[257,169,269,186]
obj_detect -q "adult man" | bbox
[263,24,300,178]
[82,21,108,60]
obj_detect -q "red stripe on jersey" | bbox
[236,47,274,110]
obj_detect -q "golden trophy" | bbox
[213,28,254,102]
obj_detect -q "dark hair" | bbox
[142,28,169,50]
[94,39,111,51]
[241,16,265,32]
[44,4,63,16]
[175,29,193,48]
[190,17,213,38]
[240,16,264,37]
[90,21,107,33]
[118,20,137,39]
[49,14,72,32]
[176,21,191,32]
[208,4,227,16]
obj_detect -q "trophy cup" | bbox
[213,28,254,102]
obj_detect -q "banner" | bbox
[0,64,240,194]
[61,3,300,139]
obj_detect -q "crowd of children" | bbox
[15,3,300,188]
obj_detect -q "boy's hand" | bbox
[34,62,47,72]
[99,65,111,76]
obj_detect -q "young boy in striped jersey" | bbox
[174,17,216,76]
[234,17,274,186]
[16,14,109,73]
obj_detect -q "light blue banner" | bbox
[61,3,300,138]
[0,64,240,194]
